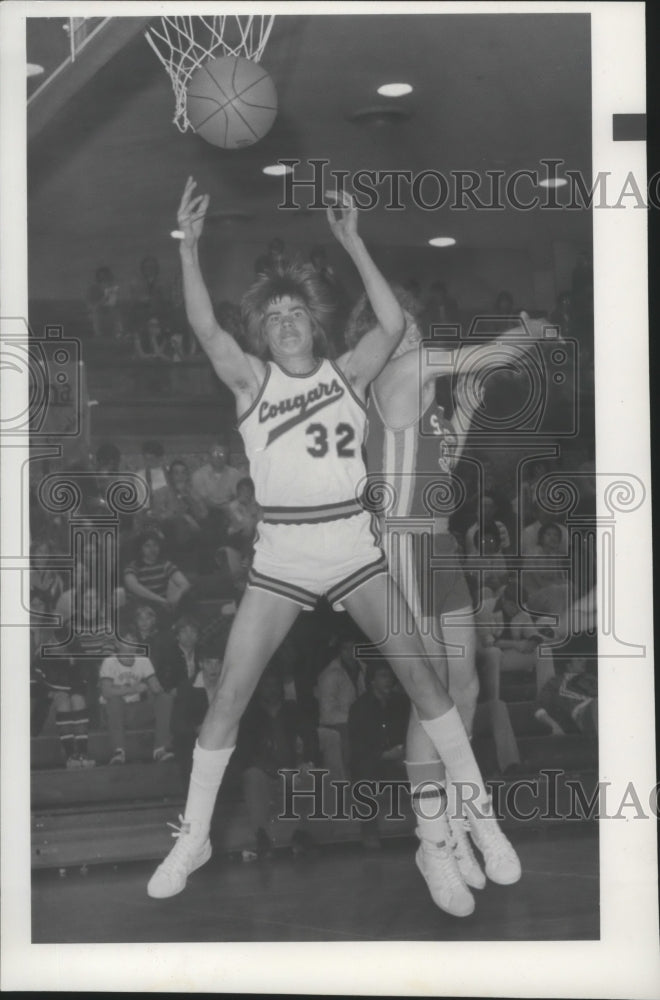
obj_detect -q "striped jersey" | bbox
[364,387,459,518]
[238,359,367,518]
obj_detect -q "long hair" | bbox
[241,261,335,359]
[344,283,423,350]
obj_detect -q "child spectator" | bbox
[99,631,175,765]
[30,539,65,611]
[535,638,598,737]
[123,530,190,620]
[30,593,95,768]
[87,265,124,341]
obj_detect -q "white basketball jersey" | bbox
[238,359,367,517]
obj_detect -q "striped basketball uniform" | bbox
[238,358,386,610]
[364,386,471,619]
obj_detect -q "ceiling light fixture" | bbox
[262,163,293,176]
[428,236,457,248]
[539,177,568,188]
[377,82,413,97]
[27,63,45,77]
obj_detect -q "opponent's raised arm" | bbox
[328,191,405,391]
[177,177,263,400]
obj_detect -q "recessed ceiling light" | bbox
[539,177,568,188]
[377,82,413,97]
[262,163,293,177]
[27,63,45,77]
[428,236,456,248]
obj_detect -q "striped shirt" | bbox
[124,559,178,598]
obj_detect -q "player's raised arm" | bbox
[177,177,264,402]
[328,192,405,392]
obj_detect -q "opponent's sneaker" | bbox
[147,816,212,899]
[448,813,486,890]
[415,828,475,918]
[467,799,521,885]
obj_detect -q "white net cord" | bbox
[145,15,275,132]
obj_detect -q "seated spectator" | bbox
[134,315,169,359]
[348,663,409,849]
[235,668,319,858]
[464,494,511,595]
[315,632,367,780]
[475,580,555,699]
[161,329,196,362]
[136,440,169,500]
[522,521,570,617]
[535,642,598,737]
[30,538,65,610]
[99,630,175,765]
[170,631,226,784]
[131,602,161,655]
[123,530,190,620]
[153,615,201,694]
[87,265,124,341]
[130,255,171,329]
[30,593,95,767]
[226,477,260,559]
[148,458,207,570]
[521,502,569,555]
[192,441,242,522]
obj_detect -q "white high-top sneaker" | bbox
[467,799,522,885]
[415,826,475,918]
[147,816,212,899]
[448,813,487,890]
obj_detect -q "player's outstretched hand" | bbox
[325,189,359,249]
[177,176,210,250]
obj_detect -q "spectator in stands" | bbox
[192,442,242,556]
[348,662,409,849]
[226,477,260,560]
[475,580,555,699]
[144,459,206,571]
[521,501,569,555]
[132,602,160,653]
[123,529,190,620]
[161,329,195,362]
[153,615,200,694]
[30,538,64,611]
[420,279,459,331]
[464,494,510,596]
[535,644,598,737]
[87,265,124,341]
[235,668,319,859]
[130,255,171,327]
[99,630,175,765]
[137,439,169,497]
[170,631,226,784]
[134,315,169,360]
[522,521,570,617]
[316,632,367,779]
[31,592,96,768]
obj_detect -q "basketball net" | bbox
[145,15,275,132]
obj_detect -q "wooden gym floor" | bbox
[32,824,598,943]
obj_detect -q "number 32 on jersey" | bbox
[306,422,356,458]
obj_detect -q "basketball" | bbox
[186,55,277,150]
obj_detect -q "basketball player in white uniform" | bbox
[147,177,519,918]
[350,294,545,910]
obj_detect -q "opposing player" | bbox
[349,294,537,908]
[147,178,519,918]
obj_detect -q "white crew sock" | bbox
[183,743,235,839]
[406,759,450,844]
[420,706,490,816]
